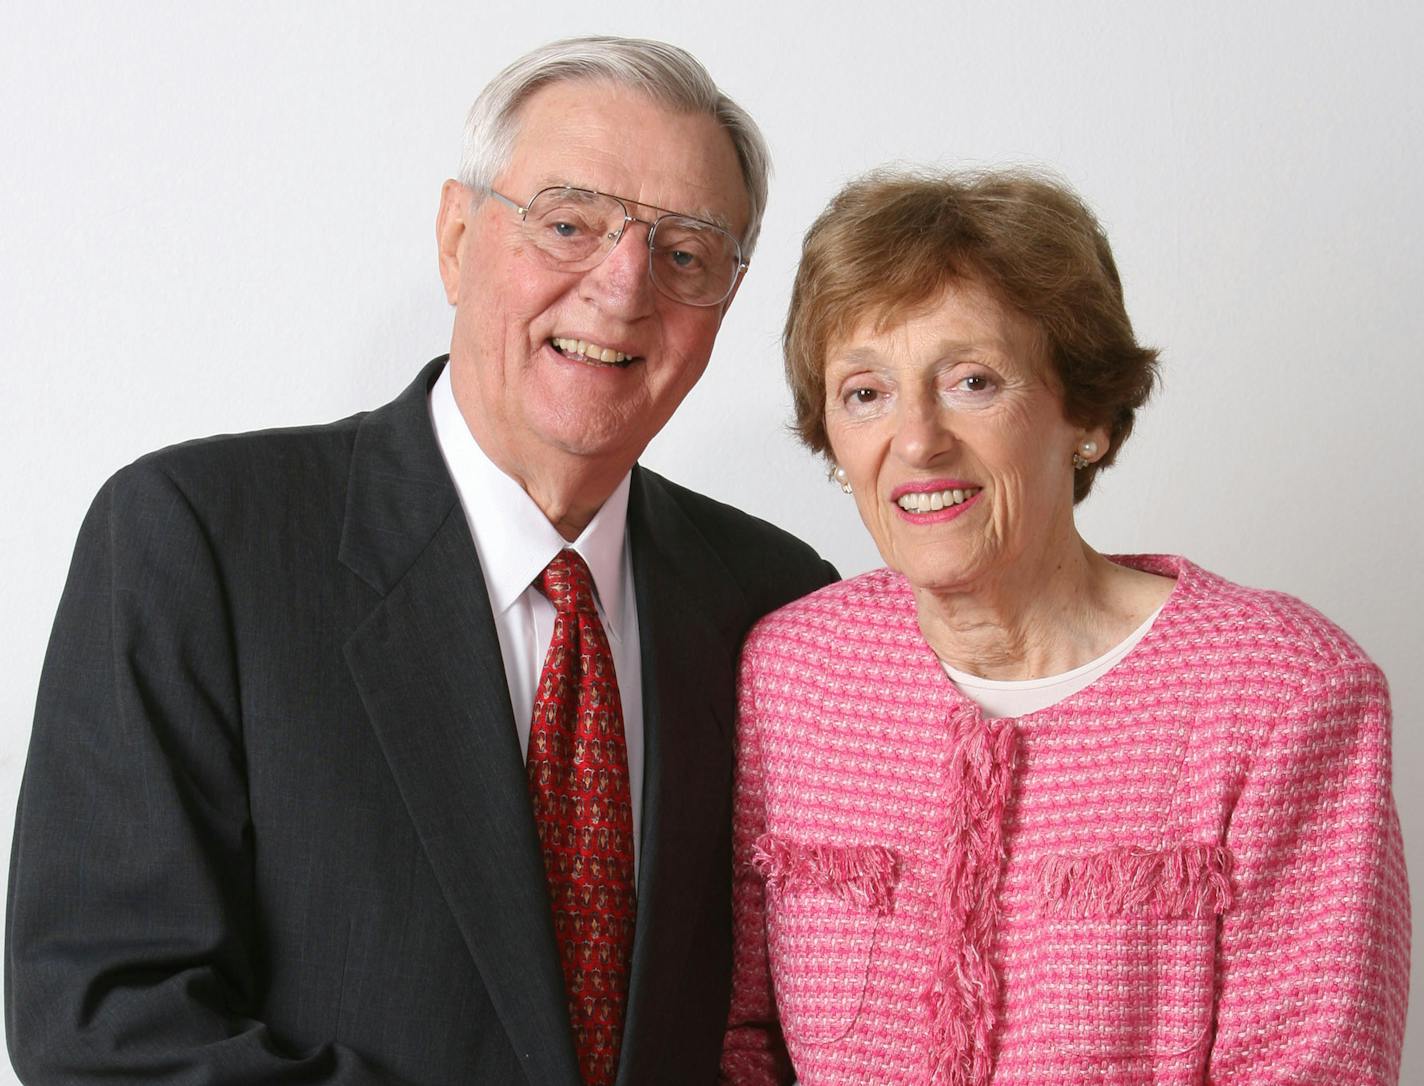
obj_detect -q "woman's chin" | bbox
[881,542,993,598]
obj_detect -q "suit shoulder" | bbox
[101,411,367,522]
[123,411,364,491]
[638,469,837,611]
[73,412,375,572]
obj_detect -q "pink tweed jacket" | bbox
[720,555,1409,1085]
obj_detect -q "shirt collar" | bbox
[428,362,631,639]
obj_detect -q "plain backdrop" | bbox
[3,1,1420,1079]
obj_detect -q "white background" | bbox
[3,1,1421,1079]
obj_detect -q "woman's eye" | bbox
[838,385,889,418]
[831,374,892,417]
[843,387,883,410]
[946,372,997,398]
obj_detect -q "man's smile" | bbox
[551,336,638,367]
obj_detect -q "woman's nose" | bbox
[888,392,956,464]
[890,396,954,467]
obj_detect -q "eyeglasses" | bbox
[486,185,747,307]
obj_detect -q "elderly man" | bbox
[7,37,834,1086]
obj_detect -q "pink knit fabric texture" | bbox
[720,556,1410,1085]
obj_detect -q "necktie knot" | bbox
[538,550,598,616]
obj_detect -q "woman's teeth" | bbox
[896,487,978,513]
[552,337,630,364]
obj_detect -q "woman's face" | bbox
[824,277,1107,595]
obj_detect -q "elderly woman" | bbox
[719,171,1409,1085]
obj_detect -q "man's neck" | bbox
[455,415,629,543]
[516,466,626,541]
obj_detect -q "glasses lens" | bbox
[517,188,742,306]
[522,188,624,268]
[649,217,741,306]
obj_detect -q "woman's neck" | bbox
[914,541,1172,680]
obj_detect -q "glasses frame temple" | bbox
[484,187,528,218]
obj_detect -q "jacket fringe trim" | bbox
[924,709,1018,1086]
[1034,843,1234,919]
[751,834,900,915]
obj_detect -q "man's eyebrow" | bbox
[530,177,736,234]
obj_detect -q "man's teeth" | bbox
[552,337,630,364]
[896,488,978,513]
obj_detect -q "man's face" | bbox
[437,80,750,488]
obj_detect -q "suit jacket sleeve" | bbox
[1207,660,1410,1083]
[718,626,794,1086]
[6,462,416,1084]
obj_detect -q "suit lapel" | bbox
[618,468,748,1082]
[339,360,580,1086]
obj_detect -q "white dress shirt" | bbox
[428,364,645,877]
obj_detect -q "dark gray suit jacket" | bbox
[7,359,836,1084]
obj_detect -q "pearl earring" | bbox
[833,465,853,494]
[1072,439,1099,471]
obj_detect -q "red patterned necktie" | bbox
[527,549,636,1086]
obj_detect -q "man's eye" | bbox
[551,220,582,238]
[668,249,700,270]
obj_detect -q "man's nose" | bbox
[579,219,657,315]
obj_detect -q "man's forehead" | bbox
[499,81,749,236]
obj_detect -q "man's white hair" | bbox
[458,36,771,257]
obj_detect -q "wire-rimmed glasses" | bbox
[486,186,746,307]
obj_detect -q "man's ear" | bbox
[436,179,471,305]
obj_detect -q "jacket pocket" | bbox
[753,833,898,1045]
[1022,843,1233,1075]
